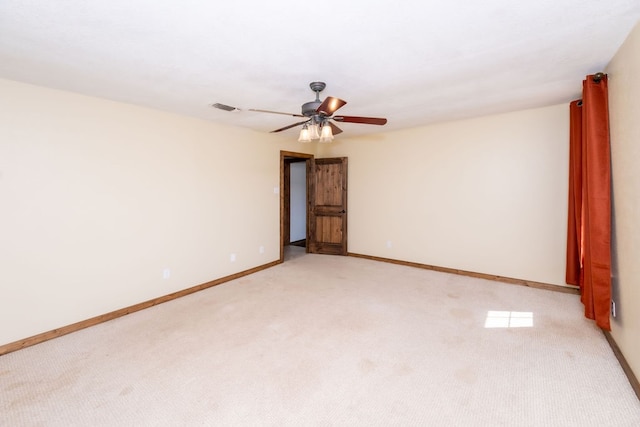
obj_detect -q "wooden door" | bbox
[308,157,348,255]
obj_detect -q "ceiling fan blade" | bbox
[328,121,343,135]
[317,96,347,116]
[333,115,387,125]
[249,109,305,117]
[270,120,310,133]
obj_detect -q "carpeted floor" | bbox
[1,248,639,426]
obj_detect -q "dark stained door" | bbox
[307,157,348,255]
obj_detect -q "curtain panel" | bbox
[566,74,611,331]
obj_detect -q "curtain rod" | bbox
[576,72,607,106]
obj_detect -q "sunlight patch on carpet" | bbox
[484,311,534,328]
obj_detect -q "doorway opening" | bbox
[280,151,313,262]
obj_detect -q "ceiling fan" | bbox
[214,82,387,142]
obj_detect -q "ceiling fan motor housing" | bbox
[301,100,322,117]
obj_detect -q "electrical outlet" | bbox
[611,300,617,318]
[230,253,236,262]
[162,268,171,279]
[386,240,392,248]
[259,246,265,254]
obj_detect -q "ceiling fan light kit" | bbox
[216,81,387,142]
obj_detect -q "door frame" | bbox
[280,151,314,263]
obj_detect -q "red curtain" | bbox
[566,100,583,286]
[566,74,611,331]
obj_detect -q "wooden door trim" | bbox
[280,151,314,263]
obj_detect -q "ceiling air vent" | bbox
[211,103,238,112]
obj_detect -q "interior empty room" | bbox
[1,1,640,425]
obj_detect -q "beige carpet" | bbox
[2,248,639,426]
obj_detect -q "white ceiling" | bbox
[1,1,639,138]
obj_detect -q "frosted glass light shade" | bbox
[309,123,320,140]
[298,125,311,143]
[319,123,334,143]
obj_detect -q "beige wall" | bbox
[607,21,640,379]
[0,78,580,350]
[0,78,314,345]
[325,104,570,286]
